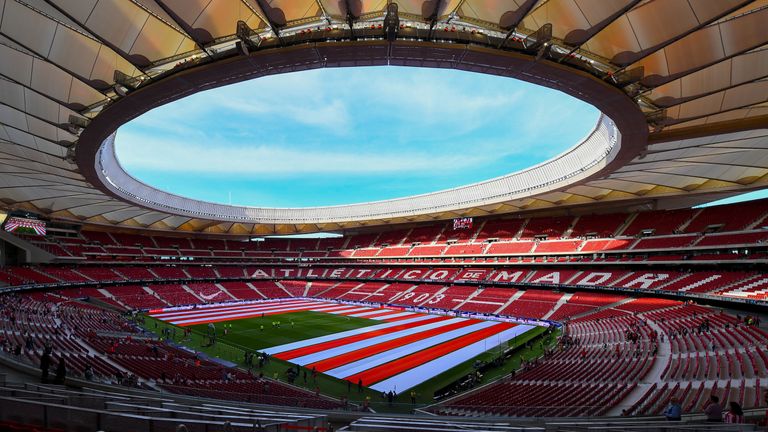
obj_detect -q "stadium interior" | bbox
[0,1,767,431]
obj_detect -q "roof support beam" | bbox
[254,0,286,45]
[0,100,73,133]
[496,0,539,49]
[673,159,768,171]
[0,172,85,189]
[42,0,155,71]
[0,62,95,113]
[24,196,118,212]
[12,191,95,203]
[383,2,399,42]
[0,148,83,177]
[595,179,686,193]
[702,143,768,152]
[0,32,113,97]
[153,0,213,57]
[315,0,331,25]
[0,122,73,153]
[425,0,444,40]
[648,72,768,109]
[649,114,768,143]
[110,210,156,225]
[664,100,768,127]
[638,24,768,89]
[342,0,361,39]
[611,0,755,69]
[558,0,642,63]
[0,114,74,146]
[632,169,743,185]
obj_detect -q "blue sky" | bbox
[115,66,597,207]
[698,190,768,208]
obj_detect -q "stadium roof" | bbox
[0,0,767,235]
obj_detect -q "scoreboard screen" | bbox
[4,216,46,236]
[453,217,473,230]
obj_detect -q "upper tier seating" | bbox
[40,267,90,283]
[110,233,155,248]
[569,213,629,238]
[409,245,447,256]
[475,219,526,241]
[10,199,768,266]
[115,266,157,280]
[218,281,265,300]
[81,231,116,245]
[344,233,379,249]
[2,264,763,306]
[520,216,573,239]
[533,240,583,254]
[631,235,697,250]
[444,243,486,255]
[486,241,534,255]
[684,200,768,233]
[579,238,633,252]
[696,231,768,247]
[2,267,57,284]
[374,229,410,247]
[622,209,694,236]
[407,225,445,244]
[76,267,123,282]
[104,285,167,309]
[149,284,201,305]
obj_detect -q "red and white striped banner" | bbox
[149,299,535,392]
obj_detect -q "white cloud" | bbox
[213,97,351,134]
[115,131,495,177]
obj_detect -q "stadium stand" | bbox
[0,192,766,428]
[1,244,766,422]
[13,199,768,265]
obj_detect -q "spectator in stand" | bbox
[663,397,682,421]
[759,391,768,427]
[703,395,723,422]
[54,357,66,384]
[723,402,744,424]
[40,350,51,383]
[84,364,94,381]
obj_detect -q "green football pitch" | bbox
[144,310,554,410]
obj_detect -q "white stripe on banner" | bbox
[370,325,536,392]
[261,314,436,355]
[367,311,418,321]
[290,317,469,365]
[151,299,313,318]
[168,302,325,325]
[319,306,373,315]
[306,304,360,313]
[151,300,303,318]
[160,301,320,322]
[347,309,399,318]
[325,321,500,378]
